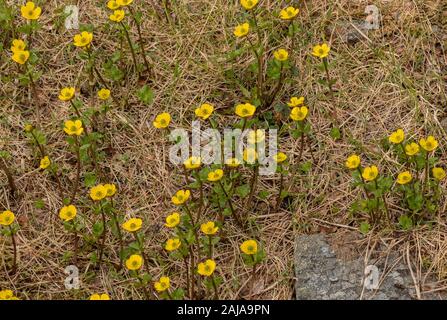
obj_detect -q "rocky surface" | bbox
[294,233,445,300]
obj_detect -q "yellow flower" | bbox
[388,129,405,144]
[279,6,299,20]
[165,238,181,251]
[184,156,202,170]
[362,165,379,182]
[110,9,125,22]
[172,189,191,205]
[312,43,330,59]
[240,239,258,255]
[165,212,180,228]
[235,103,256,118]
[21,2,41,20]
[39,156,51,169]
[24,124,34,132]
[117,0,133,6]
[98,88,111,100]
[63,120,84,136]
[225,158,241,167]
[234,23,250,37]
[397,171,412,185]
[122,218,143,232]
[240,0,258,10]
[247,129,265,144]
[197,259,216,276]
[0,210,15,226]
[59,205,77,222]
[73,31,93,47]
[287,96,304,107]
[89,293,110,300]
[273,49,289,61]
[59,87,76,101]
[153,112,171,129]
[125,254,143,270]
[290,106,308,121]
[345,154,361,170]
[0,290,16,300]
[243,148,258,163]
[200,221,219,235]
[107,0,121,10]
[90,184,107,201]
[11,39,26,53]
[273,152,287,163]
[405,142,420,156]
[207,169,224,182]
[432,167,446,181]
[12,50,30,64]
[154,277,170,292]
[195,103,214,120]
[419,136,438,152]
[104,183,117,197]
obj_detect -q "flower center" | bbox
[71,126,77,132]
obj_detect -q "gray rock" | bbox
[294,233,446,300]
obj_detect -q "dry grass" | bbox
[1,0,447,300]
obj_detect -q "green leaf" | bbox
[235,184,250,198]
[398,215,413,230]
[83,172,97,187]
[137,85,154,105]
[359,222,370,235]
[330,127,341,140]
[92,221,104,237]
[34,198,45,209]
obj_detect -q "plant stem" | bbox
[97,203,107,269]
[72,220,78,265]
[30,130,45,157]
[136,270,151,300]
[276,167,284,210]
[211,275,219,300]
[208,235,213,259]
[9,225,17,274]
[69,136,81,204]
[0,159,16,197]
[128,6,152,76]
[423,151,430,196]
[120,21,140,77]
[111,199,123,270]
[189,246,195,300]
[245,165,259,217]
[218,180,242,227]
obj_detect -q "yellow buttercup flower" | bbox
[419,136,438,152]
[273,49,289,61]
[122,218,143,232]
[290,106,308,121]
[287,96,304,107]
[243,148,258,163]
[125,254,143,271]
[11,39,26,53]
[279,6,299,20]
[312,43,330,59]
[200,221,218,235]
[117,0,133,6]
[39,156,51,169]
[59,87,75,101]
[184,156,201,170]
[12,50,30,64]
[153,112,171,129]
[273,152,287,163]
[154,276,170,292]
[24,124,34,133]
[0,290,18,300]
[21,2,41,20]
[247,129,265,144]
[90,184,107,201]
[59,205,77,222]
[110,9,125,22]
[165,212,180,228]
[389,129,405,144]
[235,103,256,118]
[240,239,258,255]
[73,31,93,47]
[197,259,216,276]
[405,142,420,156]
[225,158,241,167]
[207,169,224,182]
[240,0,258,10]
[172,189,191,205]
[195,103,214,120]
[63,120,84,136]
[345,154,361,170]
[104,183,117,197]
[0,210,15,226]
[107,0,121,10]
[234,23,250,37]
[432,167,446,181]
[165,238,181,251]
[98,88,111,100]
[89,293,110,300]
[397,171,412,185]
[362,165,379,182]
